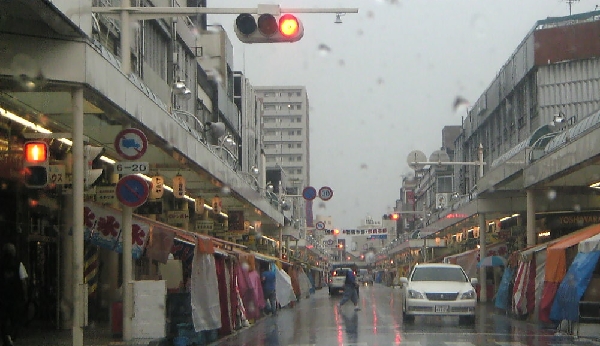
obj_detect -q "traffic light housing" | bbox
[234,13,304,43]
[23,141,49,188]
[383,213,400,220]
[84,145,104,188]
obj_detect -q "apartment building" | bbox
[254,86,311,195]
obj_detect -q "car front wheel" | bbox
[402,300,414,323]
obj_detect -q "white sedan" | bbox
[400,263,478,324]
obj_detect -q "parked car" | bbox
[400,263,477,324]
[328,267,359,296]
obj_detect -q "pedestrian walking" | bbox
[261,266,277,316]
[339,266,360,311]
[0,243,28,346]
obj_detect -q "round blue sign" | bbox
[116,175,149,208]
[302,186,317,200]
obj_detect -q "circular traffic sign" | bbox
[114,128,148,160]
[116,175,149,208]
[318,186,334,201]
[302,186,317,200]
[316,221,325,230]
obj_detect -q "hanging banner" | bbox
[149,176,165,200]
[195,197,205,214]
[172,174,186,198]
[212,195,222,214]
[228,210,245,232]
[83,202,150,259]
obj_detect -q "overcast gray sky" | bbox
[208,0,598,229]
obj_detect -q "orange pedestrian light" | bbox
[24,141,48,163]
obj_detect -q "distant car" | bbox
[328,267,359,296]
[400,263,477,324]
[357,269,373,285]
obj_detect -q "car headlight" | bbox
[461,290,476,299]
[408,289,424,299]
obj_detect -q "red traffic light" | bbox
[24,141,48,163]
[333,229,340,235]
[234,13,304,43]
[279,14,300,37]
[391,213,400,220]
[23,141,49,188]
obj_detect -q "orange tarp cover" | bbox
[545,223,600,283]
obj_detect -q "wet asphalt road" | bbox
[212,283,600,346]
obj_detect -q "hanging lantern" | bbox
[195,197,205,214]
[172,174,186,199]
[149,175,165,200]
[212,195,222,214]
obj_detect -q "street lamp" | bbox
[552,111,574,142]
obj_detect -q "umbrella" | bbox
[477,255,507,267]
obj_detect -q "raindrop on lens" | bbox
[573,204,581,212]
[318,43,331,56]
[547,190,557,200]
[221,186,231,195]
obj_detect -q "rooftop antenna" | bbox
[565,0,580,15]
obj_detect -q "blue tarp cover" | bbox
[495,267,514,310]
[550,251,600,321]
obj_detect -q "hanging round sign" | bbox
[302,186,317,200]
[114,128,148,160]
[116,175,149,208]
[316,221,325,230]
[318,186,334,201]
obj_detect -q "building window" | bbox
[296,169,302,174]
[296,104,302,110]
[288,144,293,148]
[296,156,302,161]
[288,156,294,162]
[264,104,276,110]
[296,92,301,96]
[296,130,301,135]
[296,143,301,148]
[288,131,295,136]
[296,117,301,122]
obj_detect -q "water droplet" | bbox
[221,186,231,195]
[360,163,368,170]
[547,189,557,200]
[241,262,250,271]
[453,96,470,113]
[573,204,581,212]
[318,43,331,56]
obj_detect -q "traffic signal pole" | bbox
[92,3,359,74]
[408,144,488,302]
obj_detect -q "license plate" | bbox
[435,305,449,313]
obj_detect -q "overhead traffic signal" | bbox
[383,213,400,220]
[234,12,304,43]
[23,141,49,188]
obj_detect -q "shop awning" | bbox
[579,232,600,253]
[519,243,548,263]
[545,223,600,283]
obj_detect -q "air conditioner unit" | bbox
[436,193,450,209]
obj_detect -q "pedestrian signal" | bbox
[23,141,49,188]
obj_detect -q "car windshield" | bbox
[334,269,350,276]
[410,267,468,282]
